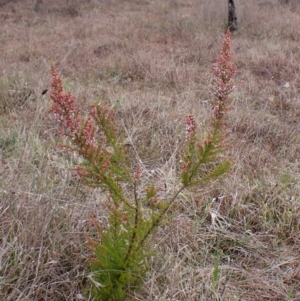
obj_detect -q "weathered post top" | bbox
[228,0,238,32]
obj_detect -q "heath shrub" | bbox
[49,30,236,301]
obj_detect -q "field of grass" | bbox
[1,0,300,300]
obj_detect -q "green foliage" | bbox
[88,209,152,301]
[180,130,230,187]
[49,30,236,301]
[212,259,219,284]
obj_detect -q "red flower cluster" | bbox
[50,67,80,134]
[211,30,237,125]
[212,30,237,100]
[185,114,197,142]
[49,66,118,186]
[50,66,97,151]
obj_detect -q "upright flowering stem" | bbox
[50,67,97,154]
[49,66,149,301]
[50,67,80,135]
[181,30,237,187]
[50,66,130,197]
[211,30,237,130]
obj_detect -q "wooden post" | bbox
[228,0,237,32]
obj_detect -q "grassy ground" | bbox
[1,0,300,300]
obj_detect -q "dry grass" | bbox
[1,0,300,300]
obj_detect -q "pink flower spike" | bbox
[185,114,197,142]
[211,30,237,127]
